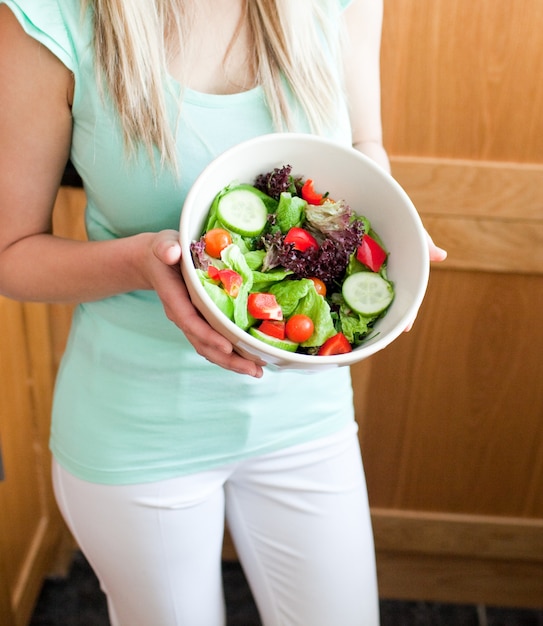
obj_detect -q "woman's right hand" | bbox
[141,229,265,378]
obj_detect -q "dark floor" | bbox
[30,551,543,626]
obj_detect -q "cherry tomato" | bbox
[204,228,232,258]
[285,314,314,343]
[259,320,286,340]
[284,227,319,252]
[301,179,324,205]
[309,277,327,297]
[317,332,352,356]
[247,293,283,320]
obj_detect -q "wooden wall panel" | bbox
[349,0,543,607]
[381,0,543,162]
[0,300,67,626]
[390,158,543,221]
[391,157,543,274]
[0,300,45,623]
[0,188,84,625]
[355,270,543,518]
[372,509,543,606]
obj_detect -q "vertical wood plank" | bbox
[382,0,543,161]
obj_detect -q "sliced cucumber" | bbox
[342,272,394,316]
[248,327,299,352]
[217,188,268,237]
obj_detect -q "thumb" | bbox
[153,230,182,266]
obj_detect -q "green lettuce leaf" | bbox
[252,268,293,291]
[293,286,337,347]
[196,269,234,321]
[244,249,266,270]
[269,278,313,317]
[275,192,307,233]
[220,244,254,330]
[269,278,336,347]
[338,307,372,344]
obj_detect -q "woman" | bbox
[0,1,446,624]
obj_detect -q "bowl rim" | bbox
[180,132,430,368]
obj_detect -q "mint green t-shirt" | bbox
[4,0,357,485]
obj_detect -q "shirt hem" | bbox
[49,418,357,486]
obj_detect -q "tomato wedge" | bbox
[356,234,387,272]
[207,265,220,280]
[218,269,243,298]
[317,332,352,356]
[301,179,324,205]
[247,293,283,320]
[259,320,286,340]
[207,266,243,298]
[284,227,319,252]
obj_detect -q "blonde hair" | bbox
[87,0,345,168]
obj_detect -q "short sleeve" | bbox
[0,0,78,71]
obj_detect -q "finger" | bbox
[192,340,265,378]
[425,231,447,262]
[175,298,266,376]
[164,283,264,372]
[155,235,265,377]
[404,318,415,332]
[166,294,234,354]
[181,313,265,376]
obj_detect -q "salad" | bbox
[190,165,395,356]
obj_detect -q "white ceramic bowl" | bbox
[180,133,429,371]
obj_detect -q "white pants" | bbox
[52,424,379,626]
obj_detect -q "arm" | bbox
[342,0,447,265]
[342,0,390,173]
[0,4,145,303]
[0,6,263,377]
